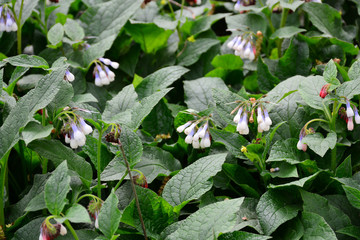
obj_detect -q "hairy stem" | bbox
[97,130,103,198]
[64,220,79,240]
[118,140,148,240]
[330,101,338,172]
[277,8,289,58]
[114,170,128,192]
[0,151,11,230]
[16,0,24,54]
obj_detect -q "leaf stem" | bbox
[63,220,79,240]
[97,129,103,198]
[16,0,24,54]
[114,170,128,192]
[76,193,102,203]
[277,8,289,58]
[0,151,11,230]
[118,139,148,240]
[330,100,338,172]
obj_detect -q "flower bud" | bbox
[177,121,192,133]
[319,84,330,98]
[347,117,354,131]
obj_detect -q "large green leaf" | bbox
[98,192,121,238]
[323,60,341,86]
[162,153,227,206]
[165,198,245,240]
[300,190,351,232]
[135,146,182,183]
[302,132,337,157]
[210,128,248,158]
[125,22,173,54]
[57,204,92,224]
[336,78,360,99]
[136,66,189,99]
[82,135,113,172]
[117,124,143,167]
[0,63,66,160]
[257,57,280,92]
[337,226,360,240]
[256,189,301,235]
[15,0,40,25]
[219,232,271,240]
[177,38,219,66]
[21,122,53,145]
[211,54,243,70]
[270,26,306,40]
[44,161,71,215]
[298,76,327,110]
[3,55,49,69]
[343,185,360,210]
[225,13,266,33]
[184,77,227,111]
[348,59,360,81]
[122,187,176,239]
[28,139,92,187]
[301,212,337,240]
[335,155,352,178]
[48,23,64,46]
[13,217,45,240]
[142,99,173,136]
[266,138,305,164]
[64,18,85,41]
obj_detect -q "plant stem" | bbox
[330,101,338,172]
[277,8,289,58]
[16,0,24,54]
[0,151,11,230]
[64,220,79,240]
[114,170,128,192]
[97,130,103,198]
[118,140,148,240]
[42,108,46,126]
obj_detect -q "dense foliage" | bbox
[1,0,360,239]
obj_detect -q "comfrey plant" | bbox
[39,218,67,240]
[177,112,213,149]
[92,57,119,87]
[0,5,17,32]
[231,97,272,135]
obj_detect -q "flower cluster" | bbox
[39,220,67,240]
[61,110,93,149]
[339,99,360,131]
[319,83,330,98]
[231,98,272,135]
[177,120,211,149]
[0,5,17,32]
[88,200,102,229]
[93,58,119,87]
[132,172,148,188]
[297,128,308,152]
[227,36,256,61]
[64,69,75,82]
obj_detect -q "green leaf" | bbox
[4,54,49,69]
[48,23,64,46]
[21,122,53,145]
[278,0,304,11]
[257,57,280,92]
[13,217,45,240]
[323,60,340,85]
[142,99,173,136]
[302,131,337,157]
[184,77,227,111]
[300,190,351,232]
[348,59,360,81]
[64,18,85,41]
[125,22,173,54]
[266,138,304,164]
[136,66,189,99]
[222,163,260,198]
[25,192,46,212]
[225,13,267,33]
[162,153,227,206]
[211,54,243,70]
[190,13,230,36]
[337,226,360,240]
[336,155,352,178]
[256,189,300,235]
[165,198,245,240]
[98,192,121,238]
[44,161,71,215]
[302,3,354,42]
[270,26,306,40]
[58,204,92,224]
[301,212,337,240]
[298,75,326,110]
[135,146,181,183]
[15,0,39,25]
[267,162,298,178]
[122,187,176,239]
[16,74,42,91]
[218,232,271,240]
[116,124,143,167]
[343,185,360,210]
[28,139,92,187]
[6,66,29,95]
[72,93,98,103]
[0,64,66,160]
[268,172,322,189]
[271,217,304,240]
[177,38,219,66]
[81,0,142,43]
[100,157,127,181]
[263,121,287,160]
[336,78,360,99]
[210,128,248,157]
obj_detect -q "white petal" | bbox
[110,62,119,69]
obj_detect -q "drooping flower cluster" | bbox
[339,99,360,131]
[0,5,17,32]
[231,98,272,135]
[93,58,119,87]
[319,83,330,98]
[60,109,93,149]
[39,220,67,240]
[88,200,102,229]
[227,36,256,61]
[297,128,308,152]
[64,69,75,82]
[177,119,212,149]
